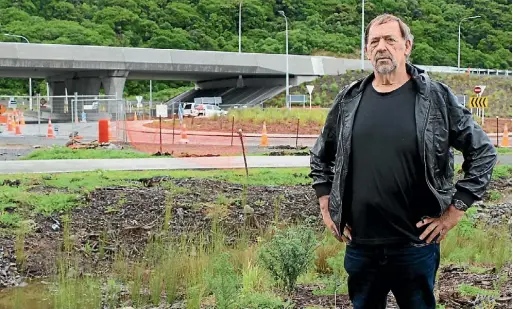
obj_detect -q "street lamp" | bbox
[360,0,365,70]
[458,15,481,70]
[278,10,289,109]
[238,0,242,53]
[3,33,32,110]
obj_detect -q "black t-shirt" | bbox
[345,78,439,245]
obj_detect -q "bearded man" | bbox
[309,13,497,309]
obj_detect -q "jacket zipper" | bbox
[422,99,444,216]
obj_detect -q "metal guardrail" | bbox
[416,65,511,76]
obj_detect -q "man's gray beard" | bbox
[375,59,398,74]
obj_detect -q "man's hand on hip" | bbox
[319,195,352,243]
[416,205,465,243]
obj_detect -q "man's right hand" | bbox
[319,195,352,243]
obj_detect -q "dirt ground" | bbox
[1,176,511,308]
[142,116,513,136]
[143,117,323,135]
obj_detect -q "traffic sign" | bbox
[306,85,314,94]
[468,96,488,108]
[474,86,481,94]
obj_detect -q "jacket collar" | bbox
[347,63,429,99]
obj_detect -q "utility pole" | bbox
[360,0,365,70]
[239,1,242,53]
[3,34,32,110]
[458,15,481,70]
[279,11,289,109]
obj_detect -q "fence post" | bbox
[497,116,499,147]
[231,116,235,146]
[296,118,300,149]
[172,115,176,145]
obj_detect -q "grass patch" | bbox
[457,284,500,297]
[490,164,512,180]
[228,107,328,126]
[441,208,511,269]
[22,146,152,160]
[496,147,512,154]
[0,168,313,189]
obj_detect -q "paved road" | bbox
[0,155,510,174]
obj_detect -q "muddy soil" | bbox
[143,116,323,135]
[1,176,511,308]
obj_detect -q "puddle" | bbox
[0,281,52,309]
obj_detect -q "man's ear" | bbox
[405,40,412,57]
[365,46,371,60]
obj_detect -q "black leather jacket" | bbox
[309,63,497,231]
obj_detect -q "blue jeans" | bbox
[343,242,440,309]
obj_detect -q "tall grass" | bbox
[228,107,328,126]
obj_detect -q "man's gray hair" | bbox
[365,14,414,61]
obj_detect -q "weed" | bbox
[149,268,164,306]
[129,263,146,307]
[163,192,173,232]
[186,283,205,309]
[53,276,102,309]
[204,252,240,309]
[487,190,502,202]
[14,227,26,271]
[326,249,349,295]
[29,193,81,216]
[314,229,345,274]
[241,260,271,295]
[458,284,499,297]
[62,214,72,254]
[104,278,121,308]
[442,220,511,269]
[257,225,318,293]
[163,252,180,304]
[0,212,21,228]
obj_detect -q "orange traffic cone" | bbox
[501,123,510,147]
[260,121,269,147]
[47,118,55,138]
[14,119,21,135]
[134,111,138,121]
[20,111,25,125]
[179,123,189,144]
[7,114,13,132]
[108,121,117,142]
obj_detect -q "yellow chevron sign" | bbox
[468,96,488,108]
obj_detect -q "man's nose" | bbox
[376,38,388,51]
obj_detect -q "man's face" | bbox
[365,21,411,74]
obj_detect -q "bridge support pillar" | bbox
[48,78,102,115]
[101,76,126,99]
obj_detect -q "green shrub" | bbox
[204,252,240,309]
[257,226,317,293]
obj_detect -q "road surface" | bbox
[0,155,510,174]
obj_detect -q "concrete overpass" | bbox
[0,42,375,113]
[0,42,510,116]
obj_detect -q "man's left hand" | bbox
[416,205,465,243]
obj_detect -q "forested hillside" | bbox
[0,0,511,97]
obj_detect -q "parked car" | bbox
[182,103,200,117]
[195,104,228,117]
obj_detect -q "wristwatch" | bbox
[452,199,469,211]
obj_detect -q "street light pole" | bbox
[279,11,289,109]
[458,15,481,70]
[361,0,365,71]
[239,0,242,53]
[3,34,32,110]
